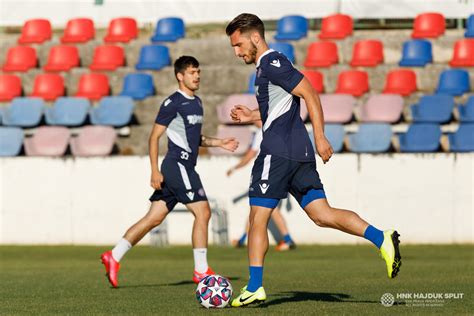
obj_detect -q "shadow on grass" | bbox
[119,276,241,288]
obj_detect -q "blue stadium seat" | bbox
[309,124,345,153]
[274,15,308,41]
[449,123,474,152]
[90,96,135,127]
[459,95,474,122]
[436,69,470,96]
[465,14,474,38]
[348,123,392,153]
[269,42,295,63]
[1,98,43,127]
[399,123,441,152]
[0,127,23,156]
[399,39,433,67]
[135,45,171,70]
[247,72,256,93]
[120,73,155,100]
[411,94,454,123]
[151,17,185,42]
[45,97,90,126]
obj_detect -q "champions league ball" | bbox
[195,275,233,308]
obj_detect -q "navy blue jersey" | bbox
[155,90,203,166]
[255,49,315,162]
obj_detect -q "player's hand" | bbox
[315,136,333,164]
[221,137,239,152]
[230,105,253,123]
[150,170,164,190]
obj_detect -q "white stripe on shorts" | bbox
[261,154,271,181]
[177,162,192,190]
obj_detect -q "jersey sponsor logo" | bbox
[186,191,195,200]
[164,99,172,107]
[187,115,203,125]
[270,59,281,68]
[259,183,270,194]
[182,101,190,105]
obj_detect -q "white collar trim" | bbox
[177,89,195,100]
[256,49,274,68]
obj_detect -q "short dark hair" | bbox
[225,13,265,39]
[174,56,199,77]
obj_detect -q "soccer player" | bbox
[225,14,402,307]
[100,56,239,288]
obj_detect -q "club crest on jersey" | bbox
[187,115,203,125]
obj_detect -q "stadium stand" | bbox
[399,40,433,67]
[0,74,22,101]
[319,94,355,123]
[207,125,253,155]
[319,13,353,39]
[383,69,417,96]
[18,18,52,44]
[90,96,135,127]
[466,14,474,38]
[274,15,308,41]
[89,45,125,71]
[347,123,392,153]
[75,73,110,100]
[2,46,37,72]
[448,124,474,152]
[24,126,70,157]
[31,73,65,101]
[312,124,345,152]
[247,72,256,94]
[411,94,454,124]
[436,69,470,96]
[70,126,117,157]
[104,17,138,43]
[0,127,24,157]
[359,94,404,123]
[449,39,474,67]
[45,97,90,126]
[411,12,445,38]
[269,42,295,63]
[350,40,384,67]
[61,18,95,43]
[399,123,441,152]
[335,70,369,96]
[459,96,474,122]
[151,17,185,42]
[304,41,339,67]
[120,73,155,100]
[301,70,324,93]
[135,45,171,70]
[44,45,80,72]
[217,94,259,124]
[1,98,44,128]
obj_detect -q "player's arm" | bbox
[227,148,258,176]
[230,105,261,123]
[149,123,167,190]
[200,135,239,152]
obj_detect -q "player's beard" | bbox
[245,42,257,64]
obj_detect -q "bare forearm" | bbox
[251,109,261,122]
[306,93,326,139]
[148,136,160,173]
[200,135,222,147]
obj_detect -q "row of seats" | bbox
[0,126,116,157]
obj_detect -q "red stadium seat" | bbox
[2,46,37,72]
[335,70,369,96]
[31,74,65,101]
[383,69,417,96]
[75,73,110,100]
[43,45,80,72]
[18,18,52,44]
[449,39,474,67]
[412,12,445,38]
[89,45,125,71]
[0,75,22,101]
[104,17,138,43]
[350,40,384,67]
[61,18,95,43]
[304,42,338,68]
[319,14,353,39]
[301,70,324,93]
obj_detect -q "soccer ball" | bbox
[195,275,233,308]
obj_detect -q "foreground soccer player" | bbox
[101,56,239,288]
[225,14,401,307]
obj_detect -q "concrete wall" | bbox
[1,154,472,245]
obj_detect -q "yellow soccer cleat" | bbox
[380,230,402,278]
[231,286,267,307]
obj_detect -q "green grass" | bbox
[0,245,472,315]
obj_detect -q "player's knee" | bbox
[195,207,211,222]
[309,209,333,227]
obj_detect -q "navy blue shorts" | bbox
[149,158,207,211]
[249,154,325,209]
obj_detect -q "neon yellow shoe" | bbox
[380,230,402,278]
[231,286,266,307]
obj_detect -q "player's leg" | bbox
[272,207,296,251]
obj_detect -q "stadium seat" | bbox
[335,70,369,96]
[274,15,308,41]
[31,73,64,101]
[348,123,392,153]
[1,98,44,127]
[70,126,117,157]
[360,94,404,123]
[24,126,70,157]
[411,94,454,124]
[2,46,37,72]
[310,124,345,152]
[319,14,353,39]
[303,41,338,68]
[75,73,110,100]
[399,123,441,152]
[0,75,22,101]
[448,124,474,152]
[449,39,474,67]
[44,45,80,72]
[207,125,252,155]
[301,70,324,93]
[90,45,125,71]
[120,73,155,100]
[399,40,433,67]
[61,18,95,43]
[45,97,90,126]
[459,96,474,122]
[269,42,295,63]
[436,69,470,96]
[350,40,384,67]
[383,69,417,96]
[90,96,135,127]
[465,14,474,38]
[412,12,445,38]
[247,72,256,93]
[216,94,259,124]
[151,17,185,42]
[18,19,52,44]
[104,17,138,43]
[319,94,354,123]
[135,45,171,70]
[0,127,24,156]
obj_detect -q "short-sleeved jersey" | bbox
[255,49,315,162]
[155,90,203,166]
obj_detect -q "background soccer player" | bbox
[225,13,401,307]
[100,56,239,288]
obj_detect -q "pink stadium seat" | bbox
[18,19,52,44]
[359,94,404,123]
[61,18,95,43]
[216,94,258,124]
[90,45,125,71]
[319,14,353,39]
[301,70,324,93]
[319,94,355,123]
[207,125,253,155]
[75,73,110,100]
[0,75,22,101]
[104,17,138,43]
[2,46,37,72]
[24,126,70,157]
[383,69,417,96]
[335,70,369,96]
[304,41,339,67]
[412,12,445,38]
[70,126,117,157]
[31,74,65,101]
[44,45,80,72]
[449,39,474,67]
[350,40,384,67]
